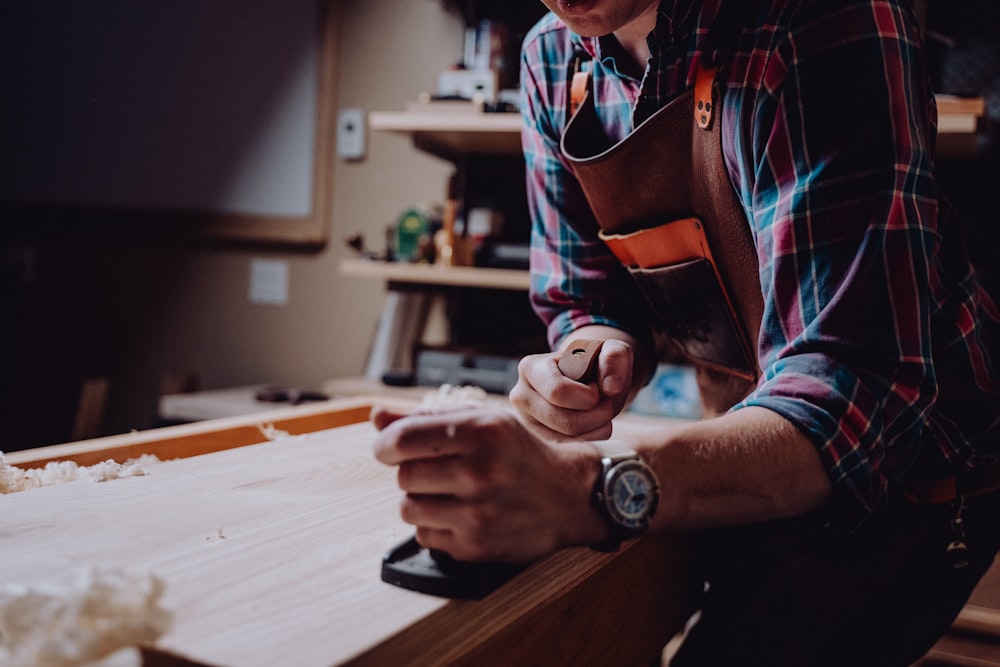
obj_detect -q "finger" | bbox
[373,409,483,465]
[559,398,617,438]
[572,420,614,442]
[509,372,566,423]
[400,493,460,531]
[413,525,456,554]
[510,360,616,438]
[370,405,408,431]
[517,400,617,441]
[508,365,549,417]
[517,353,601,410]
[549,355,603,408]
[397,456,468,495]
[406,499,501,562]
[596,339,633,398]
[415,527,499,563]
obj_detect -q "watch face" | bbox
[605,460,659,531]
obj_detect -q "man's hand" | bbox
[371,405,605,564]
[509,336,636,441]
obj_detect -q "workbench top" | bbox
[2,398,692,666]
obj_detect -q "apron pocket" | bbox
[629,258,755,378]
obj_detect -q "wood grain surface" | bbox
[2,406,693,667]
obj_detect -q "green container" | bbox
[395,208,431,262]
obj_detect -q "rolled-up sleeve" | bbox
[730,2,942,528]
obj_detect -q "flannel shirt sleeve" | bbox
[731,1,944,529]
[519,22,655,354]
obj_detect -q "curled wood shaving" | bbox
[413,384,489,414]
[0,566,173,667]
[0,453,161,495]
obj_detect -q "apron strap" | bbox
[694,65,717,130]
[569,52,591,118]
[570,61,719,133]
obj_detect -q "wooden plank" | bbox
[3,421,448,667]
[3,407,693,667]
[5,396,392,469]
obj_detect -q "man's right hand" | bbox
[509,334,636,441]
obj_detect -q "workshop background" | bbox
[1,0,996,451]
[1,0,473,449]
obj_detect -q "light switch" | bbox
[249,258,289,306]
[336,108,366,160]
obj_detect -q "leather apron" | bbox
[560,64,764,416]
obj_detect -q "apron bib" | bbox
[560,63,764,415]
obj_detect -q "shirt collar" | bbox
[569,31,634,80]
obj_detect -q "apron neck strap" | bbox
[569,51,592,118]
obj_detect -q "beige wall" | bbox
[2,0,466,448]
[330,0,465,376]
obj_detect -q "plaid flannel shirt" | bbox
[520,0,1000,528]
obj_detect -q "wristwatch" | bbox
[590,441,660,552]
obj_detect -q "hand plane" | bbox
[379,340,604,599]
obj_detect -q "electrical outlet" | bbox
[337,108,366,160]
[249,258,289,306]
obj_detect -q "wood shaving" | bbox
[256,422,290,440]
[414,384,489,413]
[0,566,172,667]
[0,453,161,495]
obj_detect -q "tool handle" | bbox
[557,339,604,383]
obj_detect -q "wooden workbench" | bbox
[3,397,693,667]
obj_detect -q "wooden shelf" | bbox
[340,257,530,290]
[369,110,522,158]
[370,94,980,160]
[936,95,987,134]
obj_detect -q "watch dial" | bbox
[607,461,658,530]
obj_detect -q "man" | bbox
[373,0,1000,663]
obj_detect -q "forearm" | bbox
[372,400,834,562]
[633,406,834,531]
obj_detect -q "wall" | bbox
[1,0,465,449]
[0,0,321,216]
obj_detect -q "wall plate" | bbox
[249,258,289,306]
[336,108,366,160]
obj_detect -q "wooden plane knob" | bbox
[557,339,604,383]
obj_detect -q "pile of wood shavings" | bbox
[0,566,172,667]
[0,452,161,494]
[413,384,490,413]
